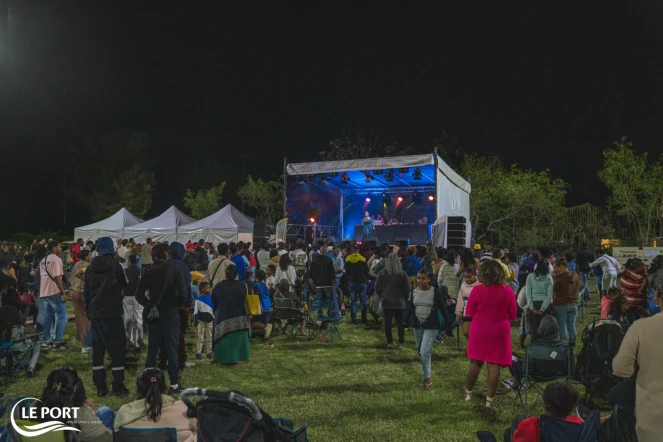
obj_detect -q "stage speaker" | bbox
[396,237,410,249]
[253,218,272,243]
[446,216,466,248]
[363,238,377,248]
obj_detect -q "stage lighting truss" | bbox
[340,172,350,184]
[329,172,339,178]
[381,193,392,206]
[373,169,383,175]
[385,170,394,182]
[398,167,409,173]
[319,174,328,182]
[412,191,422,204]
[412,167,422,180]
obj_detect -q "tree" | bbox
[433,131,465,172]
[183,183,226,219]
[597,137,663,246]
[460,152,567,246]
[319,128,410,161]
[237,176,284,224]
[69,130,157,219]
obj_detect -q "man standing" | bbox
[576,243,593,301]
[480,242,493,264]
[194,239,209,271]
[141,238,154,268]
[345,244,370,324]
[309,246,339,317]
[257,244,270,270]
[136,243,189,394]
[39,240,68,350]
[117,239,130,268]
[71,238,84,265]
[230,243,247,281]
[84,237,128,396]
[166,242,194,370]
[207,243,236,287]
[332,247,344,288]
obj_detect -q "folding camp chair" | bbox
[272,297,305,338]
[117,427,177,442]
[307,300,341,343]
[514,343,573,411]
[476,411,600,442]
[0,329,42,385]
[434,302,463,351]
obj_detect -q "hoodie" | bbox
[345,253,369,283]
[170,242,192,301]
[553,270,579,306]
[135,260,188,312]
[455,280,479,317]
[84,237,127,319]
[528,315,575,377]
[402,255,421,277]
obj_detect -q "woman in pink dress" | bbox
[464,260,517,408]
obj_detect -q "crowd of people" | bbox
[0,236,660,441]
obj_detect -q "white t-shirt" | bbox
[40,254,63,297]
[257,250,270,269]
[275,265,297,290]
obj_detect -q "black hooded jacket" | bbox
[135,260,188,311]
[84,255,127,319]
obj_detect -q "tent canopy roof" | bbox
[179,204,254,232]
[75,208,143,232]
[286,153,470,193]
[125,206,195,231]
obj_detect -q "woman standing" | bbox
[552,257,579,346]
[406,269,449,389]
[211,265,250,365]
[464,260,517,408]
[613,291,663,442]
[458,248,479,276]
[437,251,462,300]
[275,254,297,291]
[431,248,445,278]
[71,250,93,351]
[362,211,374,241]
[375,253,411,348]
[525,260,554,341]
[402,246,421,283]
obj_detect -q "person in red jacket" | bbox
[71,238,84,265]
[506,383,582,442]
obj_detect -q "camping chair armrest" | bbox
[9,333,44,345]
[180,389,263,422]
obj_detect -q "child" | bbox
[265,264,277,290]
[251,270,274,346]
[607,295,630,329]
[194,282,214,360]
[601,287,621,319]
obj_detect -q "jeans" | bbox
[579,272,591,299]
[83,328,93,347]
[348,283,367,323]
[19,305,31,327]
[147,309,180,385]
[414,328,437,379]
[384,309,404,345]
[553,305,578,344]
[95,406,116,433]
[315,287,339,317]
[42,294,67,344]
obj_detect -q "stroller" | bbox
[574,319,624,405]
[182,388,308,442]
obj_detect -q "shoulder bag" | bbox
[144,271,172,325]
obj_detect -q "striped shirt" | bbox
[620,270,646,308]
[480,252,493,264]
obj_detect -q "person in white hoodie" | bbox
[590,251,622,292]
[455,268,480,322]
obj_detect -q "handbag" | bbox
[144,272,171,325]
[17,291,32,306]
[246,284,263,316]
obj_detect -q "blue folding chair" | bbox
[518,343,574,411]
[476,411,600,442]
[308,300,341,343]
[0,328,42,385]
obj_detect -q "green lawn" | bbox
[4,293,602,442]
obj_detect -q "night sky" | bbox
[2,1,662,235]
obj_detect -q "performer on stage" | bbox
[362,211,375,240]
[374,213,384,222]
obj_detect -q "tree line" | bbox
[67,130,662,249]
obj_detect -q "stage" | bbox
[354,224,429,245]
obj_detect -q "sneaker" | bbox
[576,404,591,422]
[206,352,213,359]
[41,342,50,349]
[264,343,274,348]
[398,343,405,349]
[386,343,394,349]
[196,353,203,360]
[170,384,184,395]
[184,361,195,368]
[81,346,92,354]
[502,378,517,390]
[98,389,109,398]
[111,385,129,397]
[264,323,273,339]
[51,344,66,351]
[464,389,472,402]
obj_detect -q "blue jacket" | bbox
[170,242,192,301]
[231,254,247,280]
[402,255,421,277]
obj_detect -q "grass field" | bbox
[3,291,602,442]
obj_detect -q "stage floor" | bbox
[354,224,429,245]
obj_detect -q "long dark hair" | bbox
[152,243,170,263]
[225,263,238,280]
[534,260,550,277]
[279,254,291,271]
[137,368,167,422]
[37,367,79,429]
[460,248,474,268]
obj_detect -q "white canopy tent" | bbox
[73,208,144,243]
[177,204,254,244]
[124,206,196,244]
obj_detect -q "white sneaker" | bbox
[81,346,92,353]
[184,361,195,367]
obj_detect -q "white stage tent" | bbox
[177,204,254,244]
[73,208,143,243]
[124,206,196,244]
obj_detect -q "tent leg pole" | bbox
[283,157,287,219]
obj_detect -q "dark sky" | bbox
[2,1,663,235]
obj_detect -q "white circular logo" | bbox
[11,398,81,437]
